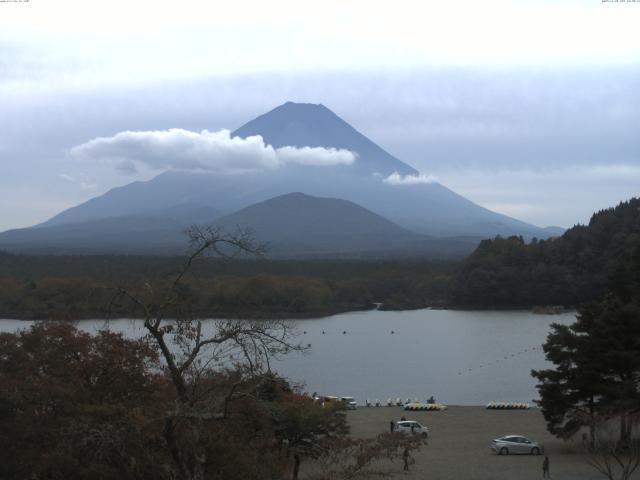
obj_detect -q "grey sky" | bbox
[1,0,639,231]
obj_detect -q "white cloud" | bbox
[69,129,356,174]
[275,145,357,166]
[383,171,437,186]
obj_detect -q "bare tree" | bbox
[111,226,304,480]
[585,415,640,480]
[305,433,423,480]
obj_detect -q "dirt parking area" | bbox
[345,406,623,480]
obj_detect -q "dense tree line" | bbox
[0,254,454,320]
[452,198,640,308]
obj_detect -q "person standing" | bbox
[390,420,395,433]
[542,455,550,478]
[403,448,410,471]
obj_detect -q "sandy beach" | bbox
[342,406,626,480]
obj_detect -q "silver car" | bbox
[491,435,544,455]
[340,397,358,409]
[395,420,429,438]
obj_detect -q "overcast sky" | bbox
[1,0,638,231]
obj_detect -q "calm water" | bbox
[0,309,575,405]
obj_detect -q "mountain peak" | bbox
[270,191,310,200]
[281,101,327,109]
[232,102,418,176]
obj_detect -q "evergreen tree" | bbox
[532,296,640,443]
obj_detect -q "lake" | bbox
[0,308,575,406]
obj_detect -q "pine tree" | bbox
[532,295,640,444]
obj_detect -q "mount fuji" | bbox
[0,102,557,257]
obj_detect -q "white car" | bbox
[395,420,429,438]
[490,435,544,455]
[340,397,358,409]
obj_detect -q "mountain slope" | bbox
[0,216,189,254]
[0,193,480,258]
[0,204,222,254]
[37,168,545,238]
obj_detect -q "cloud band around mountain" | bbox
[69,128,357,174]
[383,172,437,185]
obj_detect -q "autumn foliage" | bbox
[0,323,167,479]
[0,323,417,480]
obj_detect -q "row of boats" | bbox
[486,401,531,409]
[322,397,530,410]
[365,397,443,409]
[404,402,448,411]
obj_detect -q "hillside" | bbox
[451,198,640,307]
[214,192,479,258]
[215,192,411,253]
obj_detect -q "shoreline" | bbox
[0,305,575,322]
[0,304,372,322]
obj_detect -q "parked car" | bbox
[395,420,429,438]
[340,396,358,409]
[490,435,544,455]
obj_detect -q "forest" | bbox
[451,198,640,308]
[0,198,638,319]
[0,252,454,320]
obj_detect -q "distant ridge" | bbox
[0,192,480,258]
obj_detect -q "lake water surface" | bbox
[0,309,575,406]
